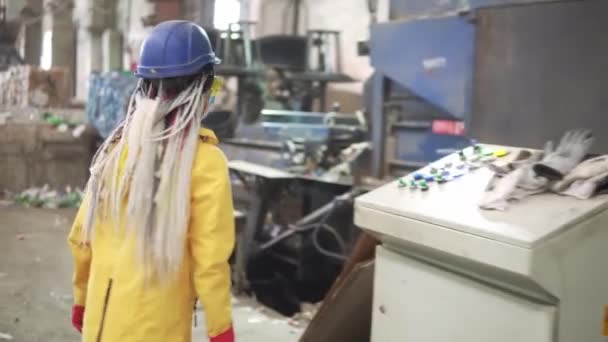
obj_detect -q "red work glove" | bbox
[72,305,85,333]
[210,327,235,342]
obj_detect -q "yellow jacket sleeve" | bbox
[67,194,92,306]
[189,140,235,338]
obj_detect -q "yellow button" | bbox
[494,149,509,157]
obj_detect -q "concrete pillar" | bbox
[49,4,75,70]
[23,0,43,66]
[75,29,102,100]
[102,29,123,72]
[39,0,75,94]
[121,0,154,69]
[72,0,120,100]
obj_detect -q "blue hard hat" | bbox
[136,20,220,79]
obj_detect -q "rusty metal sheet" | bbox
[300,233,378,342]
[471,0,608,154]
[389,0,561,20]
[300,261,375,342]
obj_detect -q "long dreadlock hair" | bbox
[82,66,215,281]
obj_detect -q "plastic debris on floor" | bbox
[49,291,72,305]
[193,297,310,342]
[11,185,83,209]
[291,302,320,326]
[0,191,12,207]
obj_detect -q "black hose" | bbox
[312,223,347,261]
[258,223,317,250]
[310,201,347,261]
[320,224,346,252]
[258,197,349,261]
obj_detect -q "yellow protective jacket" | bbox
[68,128,235,342]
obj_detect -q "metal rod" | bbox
[292,0,301,35]
[371,72,386,178]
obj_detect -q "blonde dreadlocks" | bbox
[82,70,214,281]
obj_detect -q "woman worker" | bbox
[67,20,235,342]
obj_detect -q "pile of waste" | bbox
[0,65,72,109]
[320,142,371,183]
[87,71,139,138]
[41,111,87,137]
[0,65,29,108]
[281,140,371,184]
[11,185,83,209]
[0,108,88,138]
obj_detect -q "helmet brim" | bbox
[135,55,221,79]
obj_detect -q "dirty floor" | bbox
[0,206,303,341]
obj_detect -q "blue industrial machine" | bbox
[367,0,575,177]
[370,15,474,176]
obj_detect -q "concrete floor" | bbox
[0,206,303,341]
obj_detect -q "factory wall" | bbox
[72,0,155,100]
[117,0,155,69]
[72,0,199,100]
[253,0,374,112]
[5,0,26,19]
[116,0,214,71]
[182,0,215,28]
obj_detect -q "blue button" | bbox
[425,176,435,182]
[414,173,423,180]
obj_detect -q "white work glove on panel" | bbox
[479,150,549,211]
[533,130,594,181]
[552,155,608,199]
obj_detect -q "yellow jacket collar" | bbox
[199,128,219,144]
